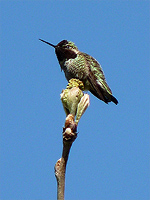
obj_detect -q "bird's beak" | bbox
[39,39,56,48]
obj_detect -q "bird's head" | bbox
[39,39,78,62]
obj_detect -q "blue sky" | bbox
[1,1,150,200]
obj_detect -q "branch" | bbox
[54,79,90,200]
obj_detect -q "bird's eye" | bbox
[66,45,70,49]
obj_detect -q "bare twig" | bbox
[55,114,77,200]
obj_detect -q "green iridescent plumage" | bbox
[39,39,118,105]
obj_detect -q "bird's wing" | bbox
[83,53,113,103]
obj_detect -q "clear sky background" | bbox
[1,1,150,200]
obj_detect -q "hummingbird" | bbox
[39,39,118,105]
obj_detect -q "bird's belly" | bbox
[64,70,85,80]
[64,70,90,91]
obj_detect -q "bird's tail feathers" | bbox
[111,95,118,105]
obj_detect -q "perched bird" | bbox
[39,39,118,105]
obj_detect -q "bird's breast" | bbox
[64,57,88,80]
